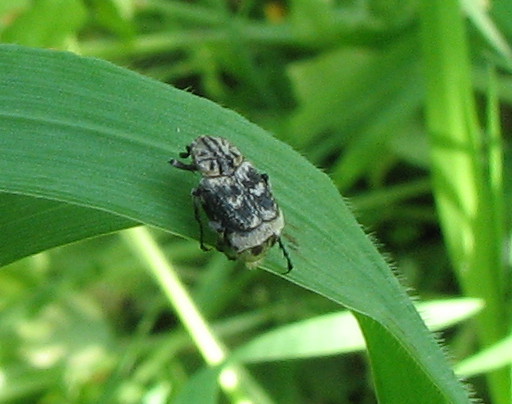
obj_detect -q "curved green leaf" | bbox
[0,45,470,403]
[0,193,134,264]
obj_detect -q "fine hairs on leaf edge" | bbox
[343,196,478,401]
[432,329,481,404]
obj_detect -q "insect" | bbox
[170,135,293,273]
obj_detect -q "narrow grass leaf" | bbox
[456,335,512,378]
[461,0,512,62]
[233,298,483,363]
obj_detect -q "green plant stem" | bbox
[420,1,508,403]
[120,226,274,404]
[121,227,226,364]
[148,0,225,26]
[78,5,389,61]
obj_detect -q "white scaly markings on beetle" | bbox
[170,135,293,273]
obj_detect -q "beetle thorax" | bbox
[191,136,244,177]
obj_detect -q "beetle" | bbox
[170,135,292,273]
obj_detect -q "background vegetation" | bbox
[1,0,512,403]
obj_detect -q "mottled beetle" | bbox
[170,135,293,273]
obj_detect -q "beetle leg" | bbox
[169,159,197,171]
[277,237,293,274]
[191,188,210,251]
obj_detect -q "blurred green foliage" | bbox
[1,0,512,403]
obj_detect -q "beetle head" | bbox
[191,136,244,177]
